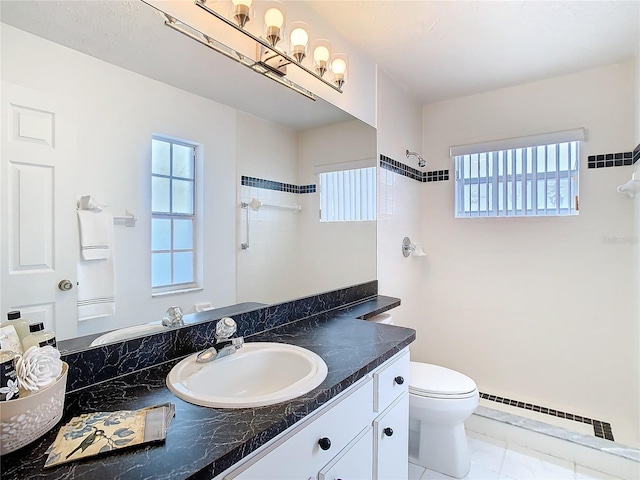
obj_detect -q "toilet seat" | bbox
[409,362,477,399]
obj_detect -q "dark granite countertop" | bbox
[1,299,413,480]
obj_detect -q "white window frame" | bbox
[451,129,583,218]
[151,136,200,294]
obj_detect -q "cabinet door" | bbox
[373,393,409,480]
[374,349,409,413]
[225,378,374,480]
[318,427,373,480]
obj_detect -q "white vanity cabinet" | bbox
[216,348,410,480]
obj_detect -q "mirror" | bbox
[0,1,377,352]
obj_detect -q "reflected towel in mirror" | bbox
[77,210,115,321]
[77,210,113,260]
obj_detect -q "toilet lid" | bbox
[409,362,477,396]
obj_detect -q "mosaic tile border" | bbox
[379,155,449,183]
[479,392,614,441]
[241,175,316,194]
[587,145,639,169]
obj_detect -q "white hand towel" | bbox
[77,210,113,260]
[77,213,115,321]
[77,256,115,321]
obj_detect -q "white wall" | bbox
[297,120,378,296]
[375,70,424,326]
[416,63,639,445]
[236,112,300,303]
[2,25,238,339]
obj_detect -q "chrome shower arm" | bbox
[406,150,426,168]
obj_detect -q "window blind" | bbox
[319,166,376,222]
[454,141,580,218]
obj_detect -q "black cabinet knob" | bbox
[383,427,394,437]
[318,437,331,450]
[394,376,405,385]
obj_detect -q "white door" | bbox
[0,82,78,340]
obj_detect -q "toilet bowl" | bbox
[409,362,479,478]
[367,314,479,478]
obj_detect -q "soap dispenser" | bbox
[22,322,57,350]
[1,311,31,341]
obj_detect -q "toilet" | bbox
[368,314,479,478]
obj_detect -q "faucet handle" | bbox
[215,317,237,340]
[163,305,184,328]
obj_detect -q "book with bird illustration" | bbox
[43,403,175,468]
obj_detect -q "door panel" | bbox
[1,82,77,339]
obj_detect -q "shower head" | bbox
[406,150,426,168]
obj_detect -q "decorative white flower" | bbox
[15,346,63,392]
[0,378,19,400]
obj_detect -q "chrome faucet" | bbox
[162,306,184,328]
[196,317,244,363]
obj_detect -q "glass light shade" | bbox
[331,58,347,75]
[331,54,348,88]
[312,40,331,77]
[231,0,252,28]
[264,7,284,28]
[263,4,285,47]
[313,45,330,63]
[290,27,308,47]
[289,23,309,63]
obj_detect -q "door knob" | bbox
[394,376,404,385]
[58,279,73,291]
[383,427,394,437]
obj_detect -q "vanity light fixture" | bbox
[402,237,426,258]
[154,0,347,100]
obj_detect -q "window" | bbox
[453,131,582,218]
[319,166,376,222]
[151,137,197,291]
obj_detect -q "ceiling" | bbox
[308,0,640,104]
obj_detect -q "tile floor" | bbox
[408,432,623,480]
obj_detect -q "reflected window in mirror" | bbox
[151,137,198,293]
[319,166,376,222]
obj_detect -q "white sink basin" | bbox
[166,342,328,408]
[90,323,165,346]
